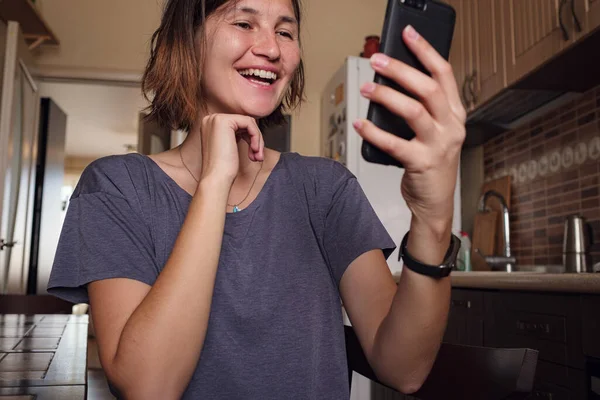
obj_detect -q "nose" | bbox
[252,30,281,61]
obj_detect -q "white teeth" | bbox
[251,80,270,86]
[239,68,278,81]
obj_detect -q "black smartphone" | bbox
[362,0,456,168]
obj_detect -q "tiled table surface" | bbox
[0,314,88,400]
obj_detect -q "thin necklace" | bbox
[179,146,263,213]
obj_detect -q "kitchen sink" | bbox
[473,264,565,274]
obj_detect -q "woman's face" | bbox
[200,0,301,118]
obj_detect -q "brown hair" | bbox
[142,0,305,131]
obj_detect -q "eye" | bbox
[234,22,252,30]
[277,30,294,39]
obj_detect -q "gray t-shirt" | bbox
[48,152,396,399]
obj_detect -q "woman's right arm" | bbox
[89,177,229,399]
[88,115,264,400]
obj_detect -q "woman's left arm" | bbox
[341,25,466,394]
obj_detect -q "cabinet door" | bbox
[503,0,574,86]
[574,0,600,35]
[446,0,469,108]
[532,361,587,400]
[590,0,600,31]
[582,295,600,358]
[485,291,584,369]
[444,289,484,346]
[470,0,505,107]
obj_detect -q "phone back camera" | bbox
[402,0,426,11]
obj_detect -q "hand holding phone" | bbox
[361,0,456,168]
[352,0,467,233]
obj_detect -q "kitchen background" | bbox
[482,84,600,266]
[3,0,600,399]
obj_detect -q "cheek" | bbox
[282,45,301,74]
[207,29,249,64]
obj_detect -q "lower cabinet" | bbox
[484,291,584,369]
[443,289,484,346]
[444,288,594,399]
[371,289,598,399]
[582,295,600,359]
[532,361,587,400]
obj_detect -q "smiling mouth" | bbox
[238,69,278,87]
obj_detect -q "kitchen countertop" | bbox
[393,271,600,294]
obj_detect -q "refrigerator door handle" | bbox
[0,239,17,250]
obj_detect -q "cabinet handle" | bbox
[559,0,570,41]
[461,74,472,108]
[451,300,471,309]
[516,320,551,335]
[570,0,583,33]
[468,70,478,105]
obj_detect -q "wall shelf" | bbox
[0,0,59,50]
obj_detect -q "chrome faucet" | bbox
[477,190,516,272]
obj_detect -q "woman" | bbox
[48,0,466,398]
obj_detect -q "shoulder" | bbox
[73,153,152,199]
[281,153,357,209]
[283,153,355,185]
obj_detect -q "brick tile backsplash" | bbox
[483,84,600,267]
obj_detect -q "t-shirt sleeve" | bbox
[47,160,159,304]
[321,161,397,286]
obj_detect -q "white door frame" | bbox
[0,21,40,293]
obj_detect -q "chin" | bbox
[240,105,281,119]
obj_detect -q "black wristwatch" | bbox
[397,232,461,278]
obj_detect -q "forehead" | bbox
[226,0,296,18]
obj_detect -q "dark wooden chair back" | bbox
[0,295,74,314]
[345,325,538,400]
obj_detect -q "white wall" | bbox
[38,81,147,158]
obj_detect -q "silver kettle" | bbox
[563,215,593,273]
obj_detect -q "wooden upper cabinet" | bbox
[590,0,600,31]
[446,0,469,108]
[447,0,505,111]
[449,0,599,118]
[503,0,575,86]
[573,0,600,36]
[470,0,506,107]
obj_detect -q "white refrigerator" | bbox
[320,56,462,400]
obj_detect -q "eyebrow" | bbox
[236,6,298,25]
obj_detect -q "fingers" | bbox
[368,53,450,123]
[401,25,466,123]
[353,119,415,166]
[366,25,466,124]
[360,82,436,140]
[246,119,264,162]
[231,116,265,162]
[203,114,265,162]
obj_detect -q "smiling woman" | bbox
[46,0,466,398]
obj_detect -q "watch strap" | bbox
[398,232,461,278]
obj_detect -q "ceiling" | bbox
[38,81,149,158]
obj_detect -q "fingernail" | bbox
[405,25,419,41]
[353,120,363,130]
[370,53,389,68]
[360,82,376,95]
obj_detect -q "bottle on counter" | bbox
[456,231,472,272]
